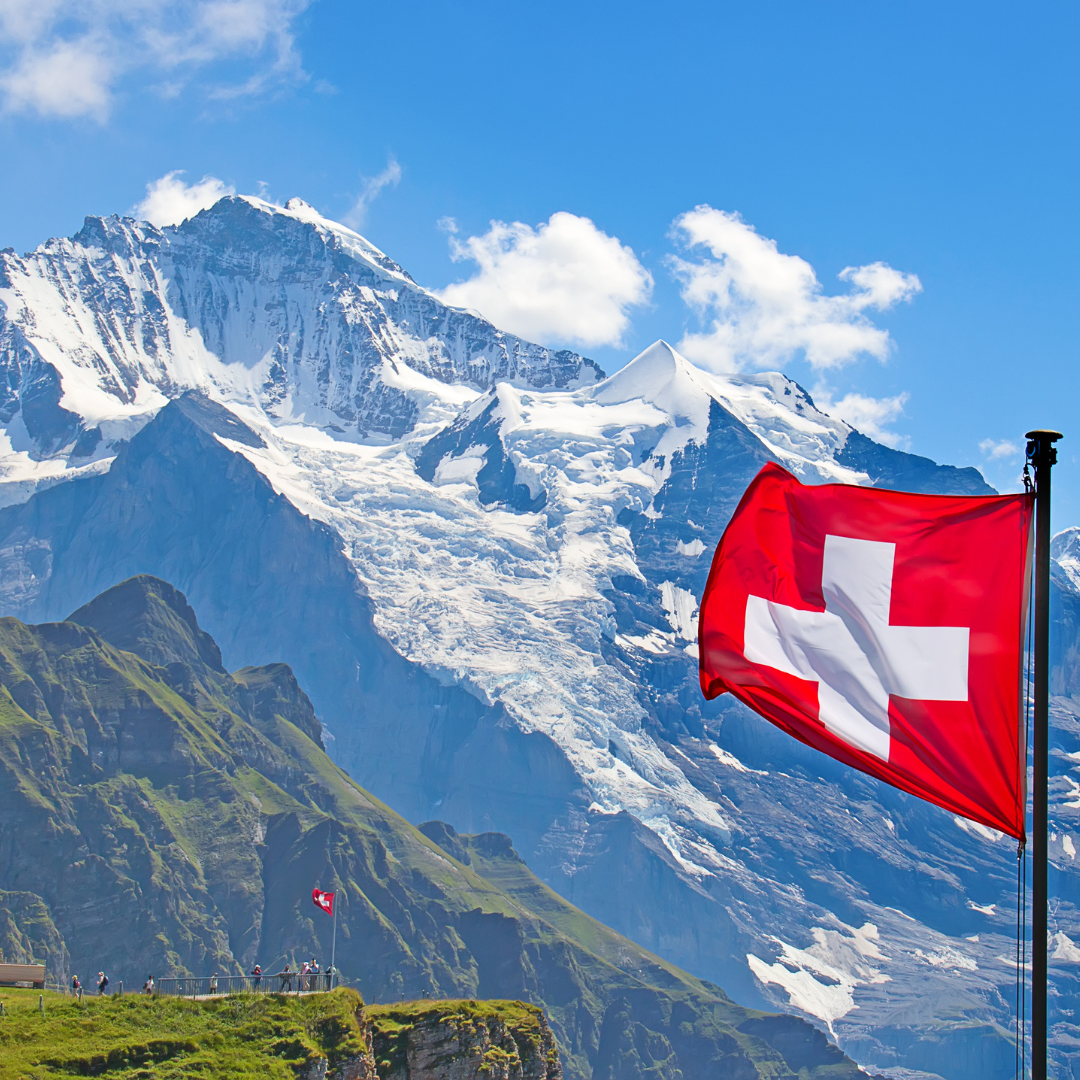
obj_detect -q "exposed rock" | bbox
[369,1001,560,1080]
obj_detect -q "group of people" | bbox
[70,962,334,998]
[255,957,326,992]
[70,973,109,996]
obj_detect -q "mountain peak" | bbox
[177,193,415,283]
[67,574,225,673]
[595,339,697,397]
[592,340,715,424]
[0,190,602,483]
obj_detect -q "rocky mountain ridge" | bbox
[0,195,599,496]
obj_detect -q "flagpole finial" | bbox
[1026,430,1063,459]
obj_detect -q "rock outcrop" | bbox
[368,1001,560,1080]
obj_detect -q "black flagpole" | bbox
[1026,428,1062,1080]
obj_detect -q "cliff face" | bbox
[367,1001,560,1080]
[303,1006,378,1080]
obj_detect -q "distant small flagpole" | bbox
[1026,429,1062,1080]
[330,901,337,989]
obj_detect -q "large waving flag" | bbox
[312,888,335,916]
[698,462,1033,838]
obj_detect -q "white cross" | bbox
[743,534,969,760]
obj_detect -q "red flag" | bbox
[312,888,335,916]
[699,462,1033,838]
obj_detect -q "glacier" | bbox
[0,194,1078,1079]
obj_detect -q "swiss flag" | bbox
[312,888,335,916]
[699,463,1033,838]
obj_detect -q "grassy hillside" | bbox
[0,986,368,1079]
[0,575,868,1080]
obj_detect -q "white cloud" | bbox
[670,206,921,373]
[0,37,113,119]
[0,0,313,120]
[342,156,402,230]
[980,438,1021,460]
[815,385,910,449]
[135,170,235,226]
[437,212,653,349]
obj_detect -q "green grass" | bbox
[366,997,542,1031]
[0,987,367,1079]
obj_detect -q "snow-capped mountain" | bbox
[0,195,1074,1080]
[0,195,598,503]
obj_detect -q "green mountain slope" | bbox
[0,575,869,1080]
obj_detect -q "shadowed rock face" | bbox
[0,573,869,1080]
[835,430,992,495]
[416,398,548,513]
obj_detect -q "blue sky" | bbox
[0,1,1077,523]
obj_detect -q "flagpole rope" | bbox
[1016,842,1023,1080]
[1017,835,1028,1080]
[1019,480,1035,1080]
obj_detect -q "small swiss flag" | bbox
[699,462,1033,838]
[312,888,335,916]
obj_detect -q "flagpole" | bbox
[330,903,337,990]
[1026,428,1062,1080]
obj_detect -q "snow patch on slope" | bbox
[748,921,890,1036]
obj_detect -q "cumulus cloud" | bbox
[0,0,313,120]
[437,212,653,349]
[980,438,1021,460]
[135,170,235,227]
[0,37,113,119]
[670,206,921,373]
[815,386,910,448]
[342,156,402,230]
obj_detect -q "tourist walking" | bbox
[209,973,218,995]
[300,961,310,991]
[143,975,154,995]
[97,972,108,996]
[71,975,80,995]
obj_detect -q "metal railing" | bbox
[154,973,337,998]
